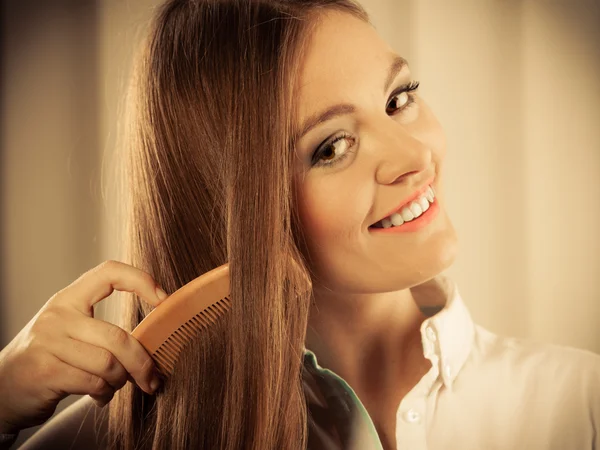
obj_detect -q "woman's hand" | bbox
[0,260,168,434]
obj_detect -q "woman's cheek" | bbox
[417,100,447,160]
[298,192,339,244]
[296,176,365,251]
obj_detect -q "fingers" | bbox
[89,392,114,409]
[43,260,165,395]
[47,338,128,392]
[47,357,115,401]
[0,260,169,432]
[52,260,168,314]
[66,315,160,395]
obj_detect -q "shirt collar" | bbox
[417,274,475,390]
[302,275,475,391]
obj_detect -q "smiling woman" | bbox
[293,11,455,305]
[0,0,599,450]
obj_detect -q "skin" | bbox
[294,10,458,447]
[0,261,164,434]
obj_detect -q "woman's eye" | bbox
[311,133,355,169]
[386,80,419,115]
[311,80,420,169]
[387,91,410,113]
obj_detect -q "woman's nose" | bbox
[372,123,433,186]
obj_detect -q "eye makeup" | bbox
[310,80,420,169]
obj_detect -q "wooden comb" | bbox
[131,263,231,377]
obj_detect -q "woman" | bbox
[0,0,598,449]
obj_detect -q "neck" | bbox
[305,285,432,393]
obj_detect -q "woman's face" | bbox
[293,10,458,295]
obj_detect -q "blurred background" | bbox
[1,0,599,444]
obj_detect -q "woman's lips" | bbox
[369,197,440,233]
[371,176,436,226]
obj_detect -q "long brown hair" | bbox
[106,1,369,448]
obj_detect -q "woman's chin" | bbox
[392,226,459,288]
[425,224,459,278]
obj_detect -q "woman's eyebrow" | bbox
[295,54,408,140]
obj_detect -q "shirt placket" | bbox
[395,324,442,450]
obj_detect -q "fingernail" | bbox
[149,373,162,393]
[155,286,168,301]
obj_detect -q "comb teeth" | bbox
[152,296,231,376]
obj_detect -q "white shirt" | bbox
[303,275,600,449]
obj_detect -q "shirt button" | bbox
[426,326,437,342]
[402,409,421,424]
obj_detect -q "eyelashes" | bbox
[310,80,421,169]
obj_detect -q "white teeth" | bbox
[425,187,434,203]
[372,185,437,229]
[400,206,414,221]
[390,212,404,226]
[410,201,423,217]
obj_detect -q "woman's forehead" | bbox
[304,12,391,68]
[295,11,402,131]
